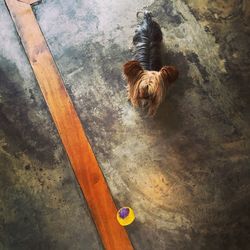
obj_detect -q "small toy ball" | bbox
[117,207,135,226]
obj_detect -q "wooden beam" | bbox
[4,1,134,249]
[17,0,40,5]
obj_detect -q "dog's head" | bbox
[123,60,178,116]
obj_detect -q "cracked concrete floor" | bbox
[1,0,250,249]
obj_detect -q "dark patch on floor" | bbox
[0,62,58,165]
[186,52,210,83]
[162,1,185,26]
[185,0,250,135]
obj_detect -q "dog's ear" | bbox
[123,60,143,83]
[160,66,179,85]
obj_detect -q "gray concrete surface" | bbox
[1,0,250,249]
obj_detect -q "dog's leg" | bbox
[147,102,159,117]
[126,84,131,101]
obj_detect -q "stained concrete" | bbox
[1,0,250,249]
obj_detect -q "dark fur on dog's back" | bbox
[133,11,163,71]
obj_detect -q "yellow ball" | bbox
[117,207,135,226]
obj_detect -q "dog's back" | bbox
[133,11,163,71]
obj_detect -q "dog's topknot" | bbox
[133,10,163,71]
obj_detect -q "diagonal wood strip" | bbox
[17,0,40,5]
[4,0,134,249]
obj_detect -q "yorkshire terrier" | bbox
[123,11,179,116]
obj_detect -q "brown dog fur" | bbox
[123,60,178,116]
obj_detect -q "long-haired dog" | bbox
[123,11,179,116]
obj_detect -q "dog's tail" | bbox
[133,10,163,71]
[136,10,153,22]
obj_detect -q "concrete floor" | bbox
[1,0,250,249]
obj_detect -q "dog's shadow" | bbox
[147,48,193,134]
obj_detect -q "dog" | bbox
[123,11,178,116]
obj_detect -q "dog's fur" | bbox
[123,11,178,116]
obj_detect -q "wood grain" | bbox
[4,0,134,249]
[17,0,39,5]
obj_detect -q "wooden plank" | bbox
[4,1,134,249]
[17,0,40,5]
